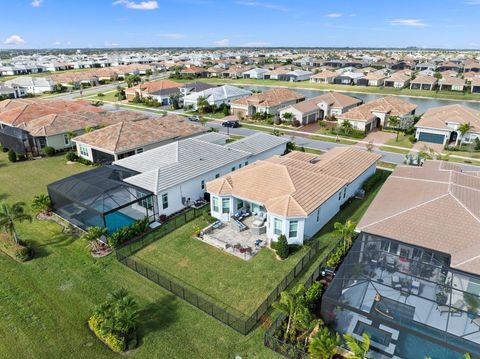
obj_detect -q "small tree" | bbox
[334,220,357,250]
[458,122,472,146]
[197,96,210,114]
[282,112,294,123]
[340,120,353,135]
[7,149,17,162]
[169,92,182,110]
[83,226,107,250]
[344,332,371,359]
[388,116,401,142]
[0,201,32,244]
[31,194,53,215]
[308,326,341,359]
[272,284,304,339]
[276,234,290,259]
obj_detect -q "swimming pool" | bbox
[395,333,463,359]
[104,212,136,234]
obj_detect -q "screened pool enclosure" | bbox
[321,233,480,359]
[48,165,156,233]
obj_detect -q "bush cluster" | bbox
[43,146,56,157]
[89,314,126,353]
[7,149,17,162]
[271,234,301,260]
[107,217,149,248]
[362,170,390,193]
[64,152,95,166]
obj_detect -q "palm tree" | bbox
[295,305,323,348]
[388,116,401,142]
[31,194,53,215]
[340,120,353,135]
[272,284,304,339]
[196,96,210,114]
[334,220,357,250]
[458,122,472,146]
[308,326,341,359]
[282,112,294,123]
[83,226,107,250]
[0,201,32,244]
[344,333,371,359]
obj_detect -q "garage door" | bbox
[418,132,445,144]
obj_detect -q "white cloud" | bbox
[31,0,42,7]
[157,33,186,39]
[53,41,61,46]
[104,40,119,47]
[242,41,271,47]
[234,1,289,12]
[4,35,26,45]
[213,38,229,46]
[390,19,428,27]
[327,13,342,18]
[113,0,158,10]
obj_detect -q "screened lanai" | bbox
[321,233,480,359]
[47,165,155,233]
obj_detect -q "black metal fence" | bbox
[115,206,322,335]
[263,242,341,357]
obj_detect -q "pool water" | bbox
[104,212,136,234]
[395,333,463,359]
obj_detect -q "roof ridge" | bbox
[360,193,451,230]
[113,121,125,152]
[448,191,480,225]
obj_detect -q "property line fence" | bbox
[115,206,323,335]
[263,242,342,357]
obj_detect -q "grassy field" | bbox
[132,217,308,315]
[0,152,280,359]
[383,132,414,149]
[85,90,119,103]
[188,77,480,101]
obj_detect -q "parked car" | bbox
[222,120,240,128]
[189,115,200,121]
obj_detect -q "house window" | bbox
[316,208,320,222]
[215,173,220,179]
[338,191,342,200]
[138,193,154,209]
[239,164,242,169]
[222,198,230,214]
[212,197,219,212]
[64,134,70,145]
[231,166,236,171]
[136,148,144,154]
[161,193,168,209]
[237,199,244,210]
[245,161,249,166]
[79,144,88,156]
[343,187,347,199]
[201,180,205,190]
[274,218,282,235]
[289,220,298,238]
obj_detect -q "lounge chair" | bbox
[392,276,402,290]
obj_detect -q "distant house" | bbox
[471,78,480,94]
[207,148,380,245]
[278,92,362,125]
[356,72,387,87]
[230,88,305,118]
[415,105,480,145]
[206,66,224,77]
[410,75,437,91]
[439,77,465,92]
[333,71,365,85]
[180,66,208,78]
[183,85,252,110]
[337,96,417,133]
[4,76,55,94]
[222,65,253,79]
[242,68,268,79]
[436,61,462,72]
[263,68,291,80]
[415,62,436,71]
[179,81,216,96]
[310,70,337,84]
[284,70,313,82]
[0,85,22,98]
[73,114,206,163]
[384,73,411,88]
[124,79,183,105]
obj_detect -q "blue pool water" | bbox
[104,212,136,234]
[395,333,463,359]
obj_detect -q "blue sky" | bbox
[1,0,480,49]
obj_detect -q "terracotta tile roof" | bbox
[338,96,417,123]
[73,114,206,154]
[207,147,380,217]
[358,161,480,275]
[310,70,337,79]
[385,73,411,82]
[364,73,387,81]
[415,104,480,132]
[125,79,183,95]
[22,113,98,137]
[231,88,305,108]
[439,77,465,86]
[411,75,437,84]
[0,98,103,127]
[286,92,361,114]
[180,66,206,74]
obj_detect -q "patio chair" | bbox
[411,280,421,295]
[437,305,450,315]
[392,276,402,290]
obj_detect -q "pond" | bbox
[238,85,480,114]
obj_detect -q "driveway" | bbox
[412,141,444,153]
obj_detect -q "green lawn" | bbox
[383,132,414,149]
[85,91,119,103]
[131,217,308,316]
[189,77,480,101]
[379,145,411,155]
[0,152,279,359]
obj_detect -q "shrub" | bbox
[43,146,55,157]
[276,234,290,259]
[66,151,78,161]
[107,217,149,248]
[14,245,32,262]
[474,138,480,151]
[303,281,323,310]
[362,170,389,193]
[7,149,17,162]
[97,92,105,97]
[292,119,301,127]
[88,315,126,353]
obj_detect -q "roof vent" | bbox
[309,157,321,164]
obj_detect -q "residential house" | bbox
[4,76,55,94]
[415,62,437,71]
[284,70,313,82]
[183,85,251,110]
[472,77,480,94]
[73,114,206,164]
[333,71,365,85]
[207,148,380,245]
[230,88,305,118]
[384,73,411,88]
[263,68,291,80]
[124,79,183,105]
[337,96,417,132]
[322,161,480,358]
[310,70,337,84]
[242,68,268,79]
[180,66,208,78]
[439,77,466,92]
[279,92,362,124]
[410,75,438,91]
[113,132,288,218]
[356,73,387,87]
[206,66,224,77]
[222,65,253,79]
[415,104,480,145]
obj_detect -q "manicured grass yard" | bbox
[131,217,308,316]
[0,152,279,359]
[85,90,119,103]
